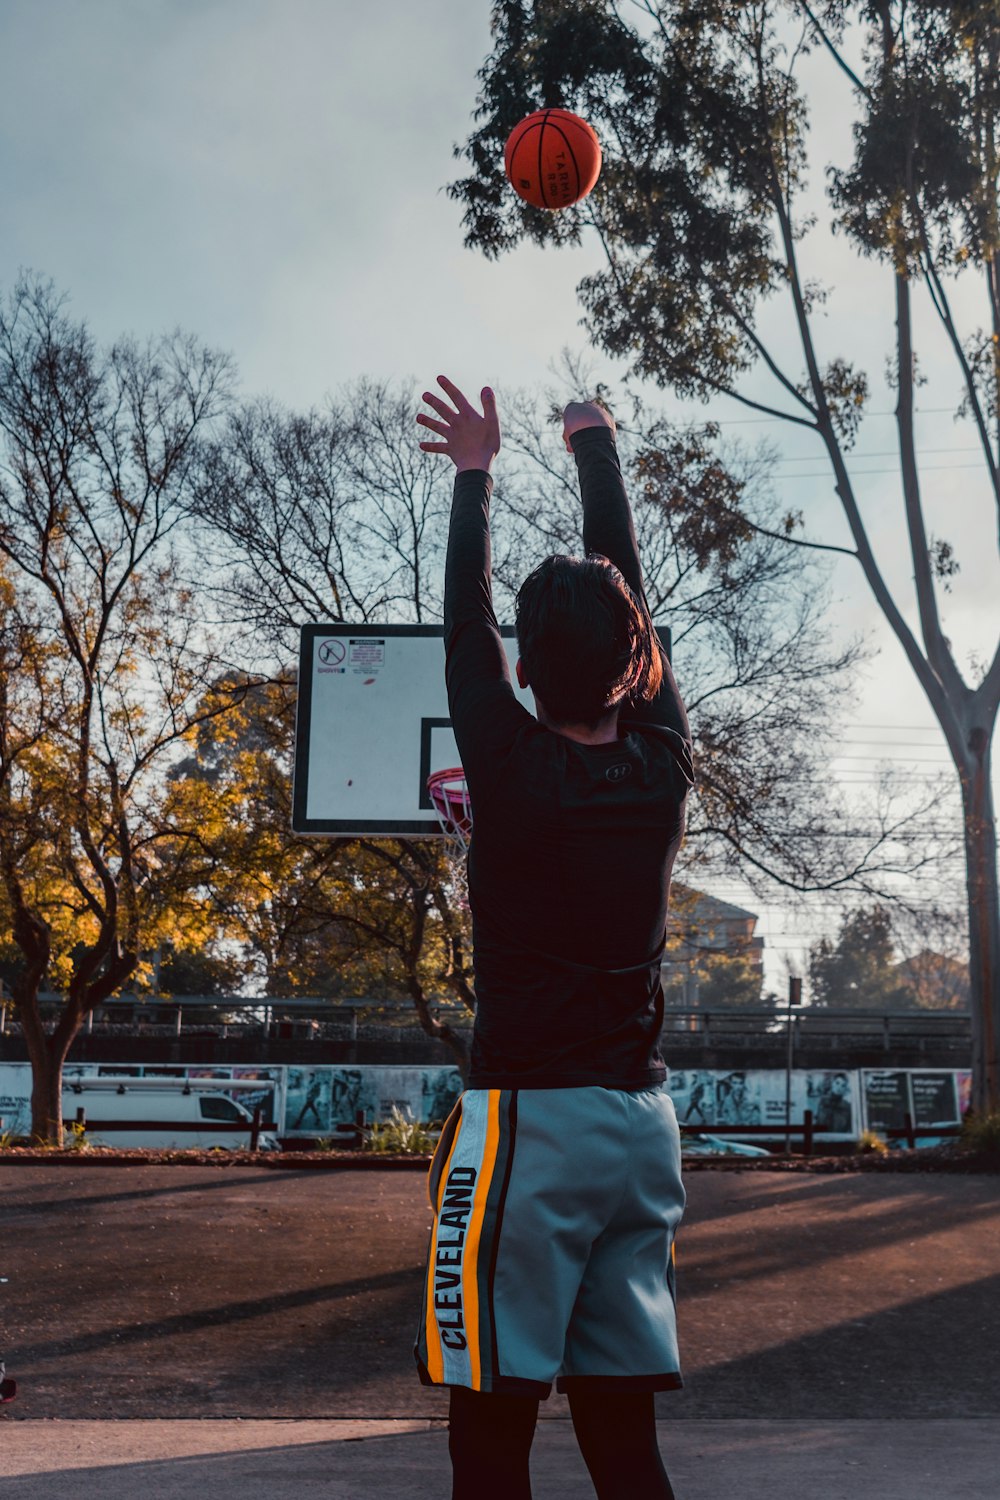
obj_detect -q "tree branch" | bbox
[796,2,871,97]
[894,271,963,695]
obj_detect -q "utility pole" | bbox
[784,975,802,1152]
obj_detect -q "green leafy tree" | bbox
[153,944,250,998]
[698,950,767,1009]
[163,677,476,1071]
[451,1,1000,1110]
[809,904,915,1009]
[662,944,766,1008]
[0,277,237,1142]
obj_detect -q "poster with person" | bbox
[285,1067,336,1133]
[666,1068,858,1139]
[277,1065,468,1133]
[668,1068,765,1125]
[807,1071,855,1134]
[230,1067,282,1125]
[714,1070,764,1126]
[421,1067,464,1124]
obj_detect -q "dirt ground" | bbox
[2,1164,998,1422]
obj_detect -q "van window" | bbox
[199,1096,244,1121]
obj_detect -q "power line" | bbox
[830,753,952,762]
[772,462,988,479]
[773,445,981,462]
[707,406,973,426]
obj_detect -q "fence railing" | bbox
[1,996,973,1051]
[680,1110,963,1156]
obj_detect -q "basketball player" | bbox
[414,377,693,1500]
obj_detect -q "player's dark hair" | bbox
[515,553,663,727]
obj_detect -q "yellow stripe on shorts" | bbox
[423,1113,464,1385]
[461,1089,501,1390]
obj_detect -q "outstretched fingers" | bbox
[480,386,500,445]
[421,390,456,420]
[416,375,501,470]
[436,374,475,413]
[416,412,450,437]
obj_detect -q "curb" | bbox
[0,1149,433,1169]
[0,1148,995,1172]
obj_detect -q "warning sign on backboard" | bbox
[349,638,385,677]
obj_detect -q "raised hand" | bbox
[562,400,616,453]
[417,376,501,473]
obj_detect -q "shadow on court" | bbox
[2,1420,999,1500]
[2,1164,998,1420]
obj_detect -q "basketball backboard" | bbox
[292,623,533,835]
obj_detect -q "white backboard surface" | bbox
[292,624,533,835]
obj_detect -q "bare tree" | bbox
[187,367,953,1064]
[193,379,449,657]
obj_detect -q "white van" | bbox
[62,1081,279,1151]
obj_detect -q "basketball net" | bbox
[426,767,473,868]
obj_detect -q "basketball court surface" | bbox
[3,1163,998,1496]
[2,1417,995,1499]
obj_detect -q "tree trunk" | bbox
[433,1022,471,1080]
[14,989,83,1146]
[30,1044,64,1146]
[960,733,1000,1115]
[407,982,472,1079]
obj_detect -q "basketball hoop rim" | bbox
[426,767,472,853]
[426,766,467,790]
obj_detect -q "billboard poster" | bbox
[911,1072,959,1128]
[862,1071,910,1131]
[421,1067,464,1124]
[0,1063,32,1137]
[805,1071,855,1133]
[230,1067,282,1125]
[285,1067,336,1133]
[665,1068,858,1138]
[861,1069,966,1134]
[0,1060,969,1143]
[280,1064,464,1134]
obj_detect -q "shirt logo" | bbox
[606,762,633,783]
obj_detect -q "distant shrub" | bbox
[65,1120,90,1152]
[960,1110,1000,1160]
[366,1106,436,1155]
[855,1129,889,1157]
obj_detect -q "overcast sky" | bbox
[2,0,995,976]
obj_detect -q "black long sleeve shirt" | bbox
[444,426,693,1089]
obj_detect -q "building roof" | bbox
[670,883,759,927]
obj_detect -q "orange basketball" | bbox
[504,108,602,210]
